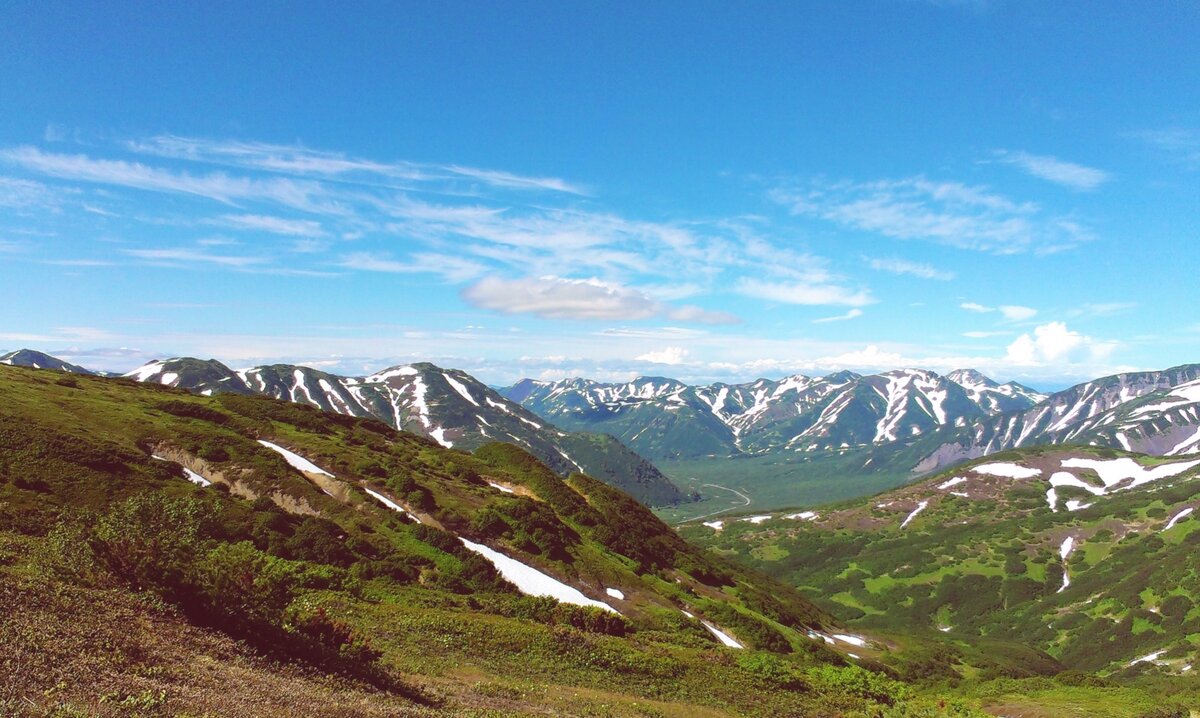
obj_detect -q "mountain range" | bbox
[0,350,684,507]
[501,368,1047,461]
[13,347,1200,515]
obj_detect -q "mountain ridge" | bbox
[0,349,685,507]
[501,368,1047,462]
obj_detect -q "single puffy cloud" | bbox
[999,305,1038,321]
[461,275,737,324]
[636,346,690,365]
[1004,321,1116,365]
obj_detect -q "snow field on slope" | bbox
[364,487,421,523]
[458,538,617,613]
[900,500,928,529]
[443,372,480,407]
[1060,457,1200,491]
[700,620,743,648]
[257,440,335,477]
[971,462,1042,479]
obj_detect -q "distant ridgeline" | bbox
[504,365,1200,481]
[0,349,684,507]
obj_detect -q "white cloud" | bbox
[1133,128,1200,167]
[127,134,587,194]
[218,213,325,237]
[960,302,993,313]
[339,251,488,283]
[813,308,864,324]
[636,346,690,365]
[1004,322,1117,365]
[735,278,873,307]
[0,176,63,210]
[461,275,737,324]
[124,247,266,268]
[1066,301,1138,318]
[962,330,1009,338]
[0,146,342,214]
[999,305,1038,321]
[773,176,1091,254]
[994,150,1111,190]
[865,256,954,280]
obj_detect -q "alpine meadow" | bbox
[2,3,1199,717]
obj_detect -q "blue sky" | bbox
[1,1,1197,388]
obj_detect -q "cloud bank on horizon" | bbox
[0,3,1196,389]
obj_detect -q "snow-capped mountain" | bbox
[114,356,685,506]
[0,348,94,375]
[917,364,1200,473]
[502,369,1046,461]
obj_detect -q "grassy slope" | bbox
[683,446,1200,713]
[0,365,986,717]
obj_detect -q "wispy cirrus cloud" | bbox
[736,277,873,307]
[959,301,1037,321]
[865,256,954,280]
[771,176,1091,254]
[812,308,864,323]
[217,213,325,237]
[993,150,1111,190]
[126,134,587,195]
[0,146,344,214]
[124,247,267,268]
[1133,128,1200,167]
[339,251,488,283]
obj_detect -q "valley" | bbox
[6,353,1200,715]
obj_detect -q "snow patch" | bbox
[429,426,453,448]
[1061,456,1200,491]
[1057,536,1075,593]
[605,587,625,600]
[937,476,967,490]
[832,633,868,647]
[784,510,818,520]
[487,481,516,494]
[443,373,480,407]
[702,520,724,530]
[742,514,772,524]
[700,620,743,649]
[257,440,334,477]
[900,500,929,529]
[1164,507,1194,532]
[125,361,165,382]
[181,467,211,487]
[972,462,1042,479]
[458,538,617,613]
[363,488,421,523]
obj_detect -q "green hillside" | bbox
[684,446,1200,713]
[0,364,987,717]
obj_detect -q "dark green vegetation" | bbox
[0,364,989,717]
[685,448,1200,715]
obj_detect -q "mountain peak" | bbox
[0,349,93,374]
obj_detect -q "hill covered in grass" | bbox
[685,446,1200,678]
[0,364,992,717]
